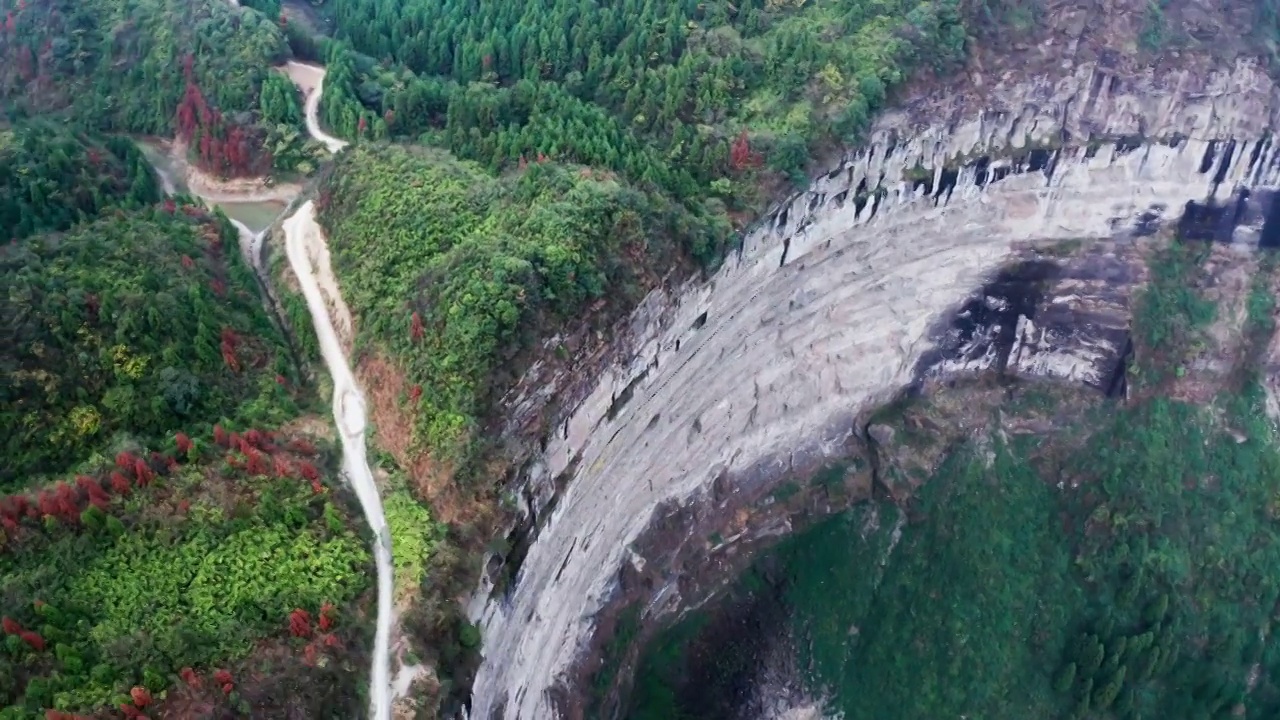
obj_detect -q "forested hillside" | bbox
[1,201,301,487]
[1,123,159,240]
[314,0,967,246]
[0,428,373,719]
[1,126,377,718]
[0,0,307,177]
[318,144,719,470]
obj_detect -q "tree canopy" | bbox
[0,122,160,241]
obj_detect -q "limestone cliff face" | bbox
[468,58,1280,719]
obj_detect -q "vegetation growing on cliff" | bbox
[627,242,1280,720]
[318,144,719,469]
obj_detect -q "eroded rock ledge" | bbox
[469,58,1280,720]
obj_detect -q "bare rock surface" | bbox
[469,56,1280,720]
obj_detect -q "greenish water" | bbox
[215,199,287,233]
[133,138,286,232]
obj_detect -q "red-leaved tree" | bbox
[729,130,761,171]
[130,687,152,707]
[175,432,193,458]
[245,449,268,476]
[220,327,241,372]
[318,602,336,631]
[133,458,153,487]
[410,312,424,343]
[19,630,44,650]
[289,609,312,638]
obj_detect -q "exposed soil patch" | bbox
[357,353,499,530]
[169,137,304,203]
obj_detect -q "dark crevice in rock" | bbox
[1248,137,1267,177]
[606,368,649,422]
[1114,135,1144,157]
[1261,191,1280,249]
[934,167,959,204]
[914,260,1059,378]
[1105,337,1133,399]
[1179,187,1261,244]
[972,155,991,186]
[1200,140,1219,174]
[1212,139,1238,189]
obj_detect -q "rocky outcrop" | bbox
[918,240,1147,395]
[469,58,1280,720]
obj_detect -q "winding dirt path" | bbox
[283,61,348,154]
[283,202,394,720]
[278,66,407,720]
[153,60,400,719]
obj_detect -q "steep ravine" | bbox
[469,59,1280,719]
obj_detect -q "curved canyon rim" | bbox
[466,51,1280,719]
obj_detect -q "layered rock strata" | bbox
[470,59,1280,719]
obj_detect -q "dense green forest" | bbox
[1,129,378,718]
[312,0,967,249]
[0,0,311,176]
[318,144,720,469]
[627,242,1280,720]
[1,123,159,240]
